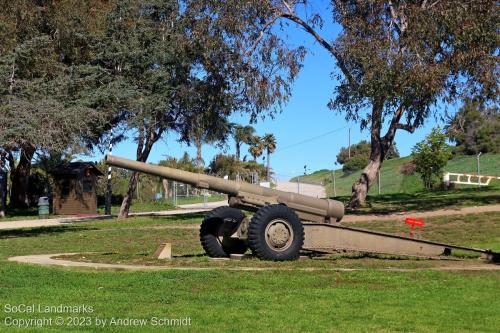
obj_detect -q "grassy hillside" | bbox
[291,153,500,197]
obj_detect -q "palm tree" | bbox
[262,133,277,181]
[248,135,264,162]
[233,125,255,161]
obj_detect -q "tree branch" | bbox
[384,105,406,143]
[282,0,293,14]
[395,123,417,133]
[388,0,403,35]
[246,12,283,56]
[280,12,359,89]
[8,63,15,95]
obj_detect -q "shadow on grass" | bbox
[173,253,207,258]
[0,225,96,239]
[1,207,39,220]
[340,187,500,215]
[149,212,206,222]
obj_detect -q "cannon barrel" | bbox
[106,155,344,222]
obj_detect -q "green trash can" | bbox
[38,197,50,218]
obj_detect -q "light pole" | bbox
[477,152,482,186]
[332,162,337,197]
[105,130,113,215]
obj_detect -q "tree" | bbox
[445,99,500,155]
[0,0,114,207]
[412,128,452,189]
[95,0,189,217]
[102,0,295,217]
[232,125,255,161]
[203,0,497,207]
[262,133,277,181]
[248,136,264,162]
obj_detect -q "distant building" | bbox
[51,162,103,215]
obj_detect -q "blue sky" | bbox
[91,3,451,180]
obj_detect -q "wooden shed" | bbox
[52,162,103,215]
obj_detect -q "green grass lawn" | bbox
[1,212,499,332]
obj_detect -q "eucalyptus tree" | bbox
[103,0,295,217]
[193,0,498,207]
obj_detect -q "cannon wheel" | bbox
[248,204,304,261]
[199,207,248,257]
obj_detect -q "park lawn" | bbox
[0,212,499,332]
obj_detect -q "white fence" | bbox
[443,172,500,186]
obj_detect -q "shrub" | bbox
[400,160,417,176]
[412,128,452,189]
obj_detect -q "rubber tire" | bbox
[248,204,304,261]
[199,207,248,257]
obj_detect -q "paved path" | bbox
[275,181,326,198]
[0,200,228,231]
[8,253,500,272]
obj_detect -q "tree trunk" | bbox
[349,101,394,208]
[195,140,203,166]
[118,125,160,218]
[162,179,168,199]
[266,151,270,181]
[349,151,384,207]
[10,145,35,208]
[235,142,241,161]
[0,169,6,217]
[118,171,140,217]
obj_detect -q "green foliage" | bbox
[208,154,267,182]
[0,1,114,154]
[337,141,399,173]
[342,154,369,174]
[232,125,255,161]
[248,135,264,162]
[446,98,500,155]
[159,153,203,174]
[412,128,452,189]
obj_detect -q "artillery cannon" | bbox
[106,155,499,262]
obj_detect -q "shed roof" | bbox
[52,162,103,177]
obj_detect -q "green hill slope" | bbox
[291,154,500,197]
